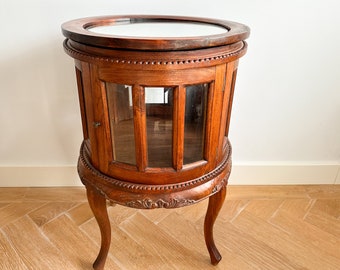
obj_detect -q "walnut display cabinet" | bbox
[62,15,250,270]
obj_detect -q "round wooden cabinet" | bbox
[62,15,250,270]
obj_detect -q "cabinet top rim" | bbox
[61,15,250,51]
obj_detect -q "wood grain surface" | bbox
[0,185,339,269]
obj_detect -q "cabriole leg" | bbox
[204,186,227,265]
[86,186,111,270]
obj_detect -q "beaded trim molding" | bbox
[78,140,231,192]
[63,39,247,67]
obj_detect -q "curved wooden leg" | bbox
[86,186,111,270]
[204,186,227,265]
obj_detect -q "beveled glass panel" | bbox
[106,83,135,165]
[184,84,208,164]
[145,87,173,167]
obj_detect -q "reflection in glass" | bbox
[145,87,173,167]
[184,84,208,164]
[88,22,227,38]
[106,83,135,165]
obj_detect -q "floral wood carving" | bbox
[126,198,196,209]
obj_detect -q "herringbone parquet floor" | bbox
[0,185,339,270]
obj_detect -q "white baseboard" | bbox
[0,164,339,187]
[336,167,340,184]
[229,164,340,185]
[0,166,82,187]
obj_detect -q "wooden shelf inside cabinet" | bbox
[62,15,250,270]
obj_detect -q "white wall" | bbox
[0,0,339,186]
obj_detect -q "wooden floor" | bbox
[0,185,339,270]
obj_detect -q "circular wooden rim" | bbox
[62,15,250,51]
[78,140,231,209]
